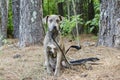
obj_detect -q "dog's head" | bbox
[43,15,63,32]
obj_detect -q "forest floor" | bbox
[0,34,120,80]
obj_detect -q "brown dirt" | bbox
[0,35,120,80]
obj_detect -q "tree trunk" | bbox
[19,0,44,47]
[98,0,120,48]
[75,0,84,16]
[71,0,85,35]
[0,0,8,46]
[72,0,80,46]
[12,0,20,38]
[0,4,2,46]
[66,0,70,20]
[88,0,95,20]
[57,2,64,16]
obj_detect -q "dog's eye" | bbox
[56,19,60,23]
[49,19,53,23]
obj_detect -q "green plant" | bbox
[84,0,100,34]
[60,15,83,36]
[85,14,100,33]
[7,0,13,37]
[43,0,58,16]
[0,35,8,44]
[2,39,8,44]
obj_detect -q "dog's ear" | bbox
[43,15,49,24]
[59,15,64,21]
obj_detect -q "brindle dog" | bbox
[43,15,67,76]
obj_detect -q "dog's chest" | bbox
[49,56,57,69]
[47,44,58,69]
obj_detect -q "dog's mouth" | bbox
[50,27,59,38]
[49,25,59,32]
[52,27,57,32]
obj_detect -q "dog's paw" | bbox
[47,67,54,76]
[54,70,61,77]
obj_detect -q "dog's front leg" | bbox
[44,49,52,75]
[54,52,62,76]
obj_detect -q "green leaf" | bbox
[85,21,91,26]
[90,26,95,33]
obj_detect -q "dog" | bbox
[43,15,67,76]
[43,15,83,76]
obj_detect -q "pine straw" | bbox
[0,38,120,80]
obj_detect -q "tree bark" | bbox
[75,0,84,16]
[66,0,70,20]
[12,0,20,38]
[0,0,8,46]
[72,0,80,46]
[57,2,64,16]
[0,3,1,46]
[19,0,44,47]
[71,0,85,35]
[98,0,120,48]
[88,0,95,20]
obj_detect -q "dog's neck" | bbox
[48,29,59,38]
[47,29,60,43]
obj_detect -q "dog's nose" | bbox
[53,26,57,29]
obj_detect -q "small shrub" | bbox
[84,1,100,35]
[7,0,13,37]
[0,35,8,44]
[60,15,83,36]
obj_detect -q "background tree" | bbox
[12,0,20,38]
[88,0,95,20]
[0,0,8,46]
[72,0,80,46]
[57,2,64,16]
[19,0,44,47]
[43,0,57,16]
[70,0,84,35]
[98,0,120,48]
[0,1,1,46]
[70,0,96,35]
